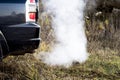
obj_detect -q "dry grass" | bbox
[0,45,120,80]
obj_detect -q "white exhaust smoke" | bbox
[40,0,88,67]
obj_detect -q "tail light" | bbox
[25,0,36,23]
[30,0,35,3]
[29,12,36,20]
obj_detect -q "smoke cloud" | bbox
[40,0,88,67]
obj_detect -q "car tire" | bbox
[0,43,3,61]
[0,31,9,59]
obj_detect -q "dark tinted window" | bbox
[0,0,38,3]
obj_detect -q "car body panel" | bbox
[0,1,25,25]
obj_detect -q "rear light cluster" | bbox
[25,0,36,23]
[29,12,36,20]
[30,0,34,3]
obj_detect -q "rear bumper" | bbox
[8,38,40,52]
[1,23,41,53]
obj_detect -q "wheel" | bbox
[0,31,9,59]
[0,43,3,61]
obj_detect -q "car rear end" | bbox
[0,0,40,56]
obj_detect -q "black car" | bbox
[0,0,41,59]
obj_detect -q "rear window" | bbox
[0,0,38,3]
